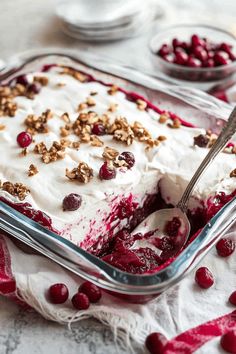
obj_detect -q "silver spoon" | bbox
[131,106,236,255]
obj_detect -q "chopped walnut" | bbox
[108,103,118,113]
[90,91,98,96]
[28,164,39,177]
[72,141,80,150]
[78,102,88,112]
[60,67,88,82]
[136,99,147,111]
[107,85,118,95]
[157,135,167,142]
[61,112,70,123]
[20,148,28,156]
[102,146,119,160]
[34,142,47,154]
[25,109,52,135]
[65,162,93,183]
[60,126,71,137]
[158,113,169,124]
[33,76,49,86]
[108,117,134,145]
[230,168,236,177]
[167,118,181,129]
[86,97,96,107]
[55,82,66,88]
[132,121,152,142]
[1,181,30,201]
[90,135,104,147]
[0,124,5,131]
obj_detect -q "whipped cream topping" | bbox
[0,67,236,248]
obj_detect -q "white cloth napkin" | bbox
[1,231,235,354]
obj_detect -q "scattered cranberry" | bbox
[91,123,106,136]
[27,82,41,94]
[220,330,236,353]
[145,332,168,354]
[16,131,32,148]
[193,134,209,147]
[79,281,102,303]
[195,267,214,289]
[48,283,69,304]
[229,291,236,306]
[216,238,235,257]
[118,151,135,169]
[99,162,116,180]
[16,74,29,86]
[62,193,82,211]
[72,292,90,310]
[165,217,181,237]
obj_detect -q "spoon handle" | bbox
[177,106,236,213]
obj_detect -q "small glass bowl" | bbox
[150,24,236,91]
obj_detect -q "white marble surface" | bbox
[0,1,236,353]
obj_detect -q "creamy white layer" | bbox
[0,68,235,249]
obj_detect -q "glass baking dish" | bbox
[0,49,235,303]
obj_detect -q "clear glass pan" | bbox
[0,49,235,301]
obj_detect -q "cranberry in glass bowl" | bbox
[150,24,236,91]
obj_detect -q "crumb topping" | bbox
[24,109,52,135]
[0,180,30,201]
[102,146,119,160]
[28,164,39,176]
[65,162,93,183]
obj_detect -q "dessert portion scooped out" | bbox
[0,64,236,274]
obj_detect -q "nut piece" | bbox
[167,118,181,129]
[90,135,104,147]
[136,99,147,111]
[159,113,169,124]
[102,146,119,160]
[25,109,52,135]
[108,103,118,113]
[33,76,49,86]
[108,117,134,145]
[230,168,236,178]
[34,141,66,164]
[28,164,39,177]
[65,162,93,184]
[1,181,30,201]
[107,85,118,95]
[60,67,88,82]
[0,124,6,131]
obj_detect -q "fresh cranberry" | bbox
[16,74,29,86]
[27,82,41,94]
[203,59,215,68]
[174,51,188,65]
[163,54,174,63]
[229,291,236,306]
[91,123,105,136]
[145,332,168,354]
[220,330,236,353]
[214,51,230,66]
[207,50,215,59]
[79,281,102,303]
[195,267,214,289]
[16,131,32,148]
[194,46,208,62]
[165,217,181,237]
[194,134,210,147]
[99,162,116,180]
[172,38,181,48]
[158,44,170,57]
[220,42,233,54]
[191,34,205,48]
[72,292,90,310]
[216,238,235,257]
[62,193,82,211]
[118,151,135,169]
[48,283,69,304]
[187,57,202,67]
